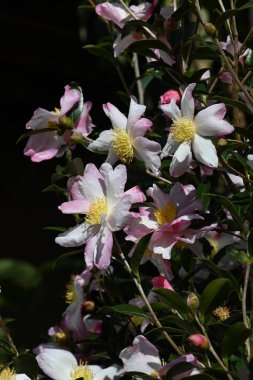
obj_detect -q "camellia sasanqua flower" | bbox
[160,83,234,177]
[119,335,200,379]
[36,348,122,380]
[0,368,31,380]
[55,163,145,270]
[23,84,95,162]
[89,97,161,174]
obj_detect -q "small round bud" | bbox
[188,334,210,349]
[217,138,227,146]
[187,292,199,314]
[160,90,181,105]
[204,22,218,37]
[59,116,73,129]
[83,300,95,312]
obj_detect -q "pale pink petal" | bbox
[192,134,218,167]
[64,302,87,341]
[151,276,174,291]
[126,97,146,135]
[124,186,146,203]
[160,99,182,120]
[129,2,154,21]
[181,83,196,119]
[74,101,95,136]
[147,184,171,209]
[169,183,200,216]
[26,108,59,130]
[107,194,132,231]
[169,141,192,177]
[67,164,103,200]
[94,365,123,380]
[105,149,119,165]
[16,375,31,380]
[119,335,161,375]
[133,136,161,174]
[103,102,127,130]
[161,134,180,159]
[151,232,177,259]
[55,223,96,247]
[36,348,77,380]
[100,163,127,206]
[58,199,90,214]
[130,118,153,139]
[88,130,113,152]
[195,103,234,136]
[95,2,127,28]
[74,169,105,202]
[60,85,81,116]
[124,213,152,242]
[114,32,143,57]
[24,131,64,162]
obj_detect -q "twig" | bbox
[132,53,144,104]
[242,71,252,85]
[113,235,183,356]
[146,170,172,185]
[239,27,253,56]
[0,315,18,357]
[195,315,234,380]
[242,262,251,359]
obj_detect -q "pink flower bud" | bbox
[188,334,210,349]
[151,276,174,291]
[160,90,181,105]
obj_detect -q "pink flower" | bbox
[221,35,250,65]
[160,90,181,105]
[188,334,210,349]
[125,182,203,260]
[24,84,95,162]
[160,83,234,177]
[151,275,174,291]
[89,97,161,174]
[55,163,145,270]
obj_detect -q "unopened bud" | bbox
[160,90,181,105]
[70,134,86,144]
[59,116,73,129]
[217,138,227,146]
[204,22,218,37]
[187,292,199,314]
[188,334,210,349]
[83,300,95,312]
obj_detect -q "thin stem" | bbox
[132,53,144,104]
[118,0,157,39]
[242,262,251,359]
[113,235,183,356]
[195,315,234,380]
[0,315,18,357]
[217,0,233,41]
[242,70,252,85]
[87,0,96,8]
[173,0,177,12]
[239,27,253,56]
[146,170,172,185]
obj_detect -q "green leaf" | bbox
[14,353,39,379]
[99,304,149,318]
[121,19,153,38]
[130,232,153,281]
[248,229,253,256]
[183,375,217,380]
[42,184,66,193]
[197,183,211,211]
[164,362,194,380]
[221,322,251,356]
[210,96,251,114]
[229,249,253,264]
[199,278,231,320]
[150,315,196,334]
[153,289,188,314]
[52,249,84,269]
[127,40,172,56]
[83,43,114,63]
[66,158,84,176]
[216,2,253,30]
[191,46,219,60]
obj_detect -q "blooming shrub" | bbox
[1,1,253,380]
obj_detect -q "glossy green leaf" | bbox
[153,289,188,314]
[83,43,114,63]
[221,322,251,356]
[130,232,153,281]
[164,362,194,380]
[14,353,39,379]
[210,96,250,114]
[183,375,217,380]
[99,304,149,318]
[127,40,172,56]
[199,278,231,319]
[216,2,253,29]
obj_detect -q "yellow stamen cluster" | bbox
[85,197,108,225]
[212,306,230,321]
[53,330,68,343]
[131,315,144,327]
[70,362,94,380]
[206,238,219,257]
[171,117,195,142]
[65,275,77,304]
[154,202,177,226]
[0,367,15,380]
[111,129,134,164]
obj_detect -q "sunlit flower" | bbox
[160,83,234,177]
[89,97,161,174]
[36,348,122,380]
[24,84,95,162]
[55,163,145,270]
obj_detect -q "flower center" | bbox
[111,129,134,164]
[212,306,230,321]
[0,367,15,380]
[53,330,68,342]
[65,275,77,304]
[171,117,195,142]
[85,197,108,225]
[154,202,177,226]
[70,362,94,380]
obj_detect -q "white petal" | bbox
[160,99,182,120]
[107,194,132,231]
[36,348,77,380]
[161,134,180,159]
[126,97,146,135]
[89,130,113,152]
[55,223,96,247]
[103,103,127,130]
[192,134,218,167]
[170,141,192,178]
[194,103,234,136]
[100,163,127,207]
[181,83,196,119]
[94,365,123,380]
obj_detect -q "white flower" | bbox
[160,83,234,177]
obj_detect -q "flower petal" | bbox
[88,130,113,152]
[24,131,63,162]
[103,103,127,130]
[169,141,192,178]
[100,163,127,206]
[133,136,161,174]
[55,223,96,247]
[60,85,81,116]
[160,99,182,120]
[126,97,146,135]
[130,118,153,139]
[194,103,234,136]
[26,108,59,130]
[95,2,127,28]
[181,83,196,119]
[192,134,218,167]
[74,101,95,136]
[36,348,77,380]
[107,194,132,231]
[94,365,123,380]
[161,134,180,159]
[124,186,146,203]
[58,200,90,214]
